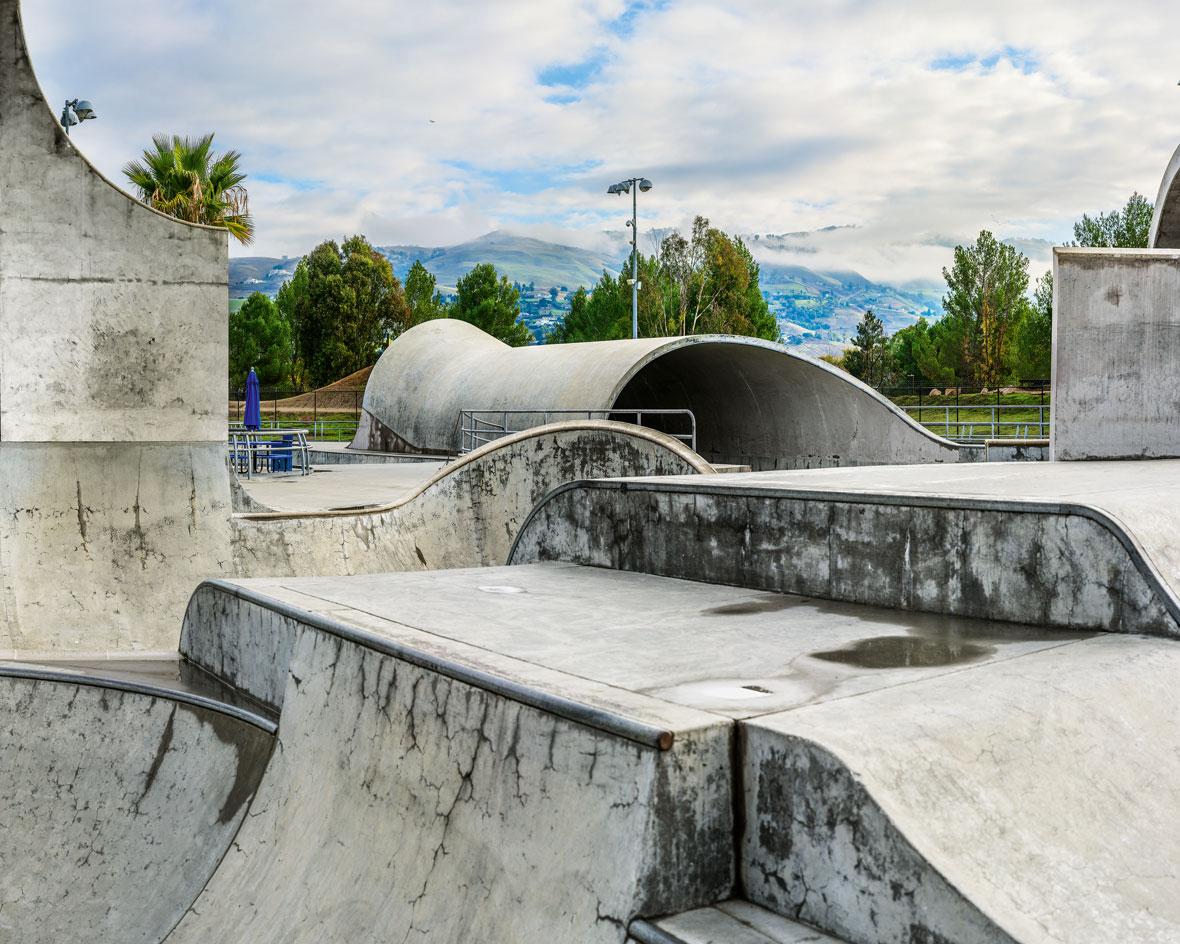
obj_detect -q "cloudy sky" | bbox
[23,0,1180,283]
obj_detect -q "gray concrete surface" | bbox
[170,563,1179,943]
[236,461,444,513]
[172,567,744,943]
[1052,248,1180,460]
[512,460,1180,636]
[0,664,273,943]
[233,420,712,579]
[353,318,974,469]
[0,0,231,654]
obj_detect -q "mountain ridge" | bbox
[228,230,943,351]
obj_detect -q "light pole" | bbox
[608,177,653,339]
[59,98,97,136]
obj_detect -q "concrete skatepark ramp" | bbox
[234,420,713,578]
[351,319,975,470]
[3,559,1167,942]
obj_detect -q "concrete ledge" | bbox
[510,471,1180,636]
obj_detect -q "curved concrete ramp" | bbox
[352,319,972,470]
[744,633,1180,943]
[0,662,273,943]
[234,420,713,578]
[1150,142,1180,248]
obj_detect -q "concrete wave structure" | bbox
[351,319,973,470]
[0,0,230,655]
[234,420,713,578]
[1149,141,1180,248]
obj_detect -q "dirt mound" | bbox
[231,367,372,413]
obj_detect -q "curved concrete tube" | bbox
[234,420,714,578]
[1149,141,1180,248]
[351,319,973,470]
[0,668,273,944]
[0,0,231,655]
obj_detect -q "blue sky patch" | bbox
[930,45,1039,75]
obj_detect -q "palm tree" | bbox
[123,133,254,244]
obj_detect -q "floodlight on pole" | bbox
[60,98,97,136]
[607,176,654,339]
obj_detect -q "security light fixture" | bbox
[607,176,654,338]
[60,98,97,136]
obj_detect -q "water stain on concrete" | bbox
[811,635,995,669]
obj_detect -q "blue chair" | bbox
[270,434,294,473]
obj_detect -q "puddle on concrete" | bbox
[810,635,994,669]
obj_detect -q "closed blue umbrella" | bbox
[243,368,261,431]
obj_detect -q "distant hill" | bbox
[379,231,616,292]
[229,230,943,351]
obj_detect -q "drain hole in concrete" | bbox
[742,684,772,694]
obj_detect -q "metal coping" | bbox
[0,663,278,735]
[195,579,677,751]
[508,477,1180,635]
[628,919,689,944]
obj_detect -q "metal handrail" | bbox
[898,403,1051,442]
[458,408,697,454]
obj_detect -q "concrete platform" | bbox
[511,460,1180,637]
[169,563,1180,943]
[235,461,445,513]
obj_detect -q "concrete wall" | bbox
[510,478,1179,637]
[1052,248,1180,460]
[235,421,712,578]
[354,319,973,470]
[0,0,231,654]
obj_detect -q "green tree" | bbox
[451,263,532,345]
[942,230,1030,387]
[288,235,411,386]
[404,260,446,326]
[1007,271,1053,381]
[889,318,934,388]
[275,262,308,386]
[843,310,895,388]
[122,133,254,244]
[229,292,292,387]
[1071,193,1153,248]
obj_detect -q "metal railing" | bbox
[899,403,1050,442]
[459,408,697,454]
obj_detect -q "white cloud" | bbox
[22,0,1180,283]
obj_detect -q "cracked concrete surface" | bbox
[0,674,272,943]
